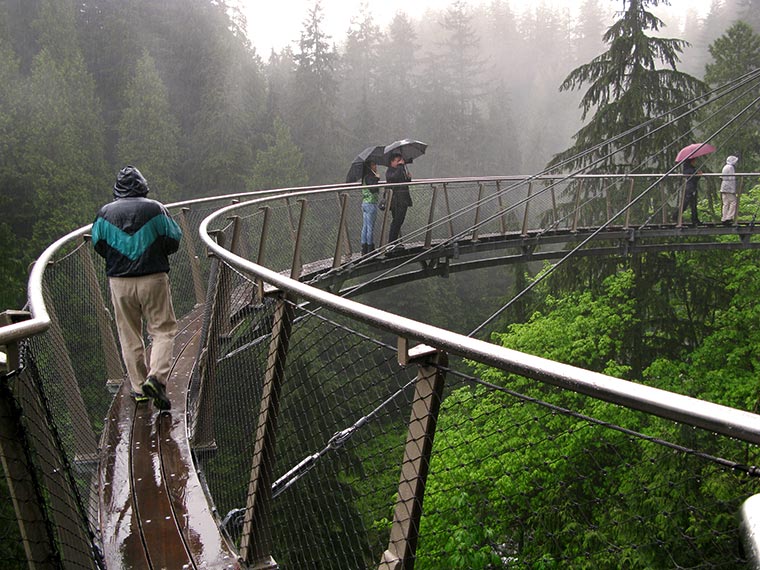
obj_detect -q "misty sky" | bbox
[241,0,713,55]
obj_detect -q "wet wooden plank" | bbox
[99,385,149,569]
[101,306,241,569]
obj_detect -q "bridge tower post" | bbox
[379,343,448,570]
[239,294,295,568]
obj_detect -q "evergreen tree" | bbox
[375,12,418,148]
[553,0,705,173]
[340,2,383,146]
[703,21,760,169]
[18,0,107,251]
[290,0,342,184]
[249,116,308,191]
[116,50,181,202]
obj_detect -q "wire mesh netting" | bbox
[193,275,760,568]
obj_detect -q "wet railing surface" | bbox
[2,173,760,569]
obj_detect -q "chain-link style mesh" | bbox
[195,270,760,568]
[2,178,760,568]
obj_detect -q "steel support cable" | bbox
[443,365,760,477]
[324,71,760,298]
[643,95,760,227]
[468,89,760,338]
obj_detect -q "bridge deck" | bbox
[99,306,240,569]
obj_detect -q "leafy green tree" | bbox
[116,50,181,202]
[248,116,308,191]
[703,21,760,169]
[553,0,705,173]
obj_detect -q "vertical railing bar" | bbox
[497,180,507,235]
[443,183,454,238]
[571,178,584,232]
[291,199,307,280]
[378,346,448,570]
[472,182,484,241]
[256,207,271,303]
[521,182,533,236]
[379,190,393,248]
[178,207,206,306]
[332,193,350,268]
[239,294,295,568]
[425,185,438,249]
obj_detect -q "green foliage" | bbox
[116,50,181,202]
[249,116,308,191]
[553,0,705,173]
[703,21,760,171]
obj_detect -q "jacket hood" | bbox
[726,156,739,166]
[113,165,149,198]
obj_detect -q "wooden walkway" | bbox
[98,306,241,569]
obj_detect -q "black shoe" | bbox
[143,376,171,411]
[130,390,149,404]
[722,220,733,226]
[361,243,368,255]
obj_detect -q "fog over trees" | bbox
[0,0,757,309]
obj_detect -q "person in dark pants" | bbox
[92,165,182,411]
[385,152,412,245]
[681,158,703,225]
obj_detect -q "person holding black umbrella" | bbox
[385,152,412,246]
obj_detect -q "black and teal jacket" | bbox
[92,188,182,278]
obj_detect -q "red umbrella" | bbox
[676,143,716,163]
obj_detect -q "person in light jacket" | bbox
[720,155,739,226]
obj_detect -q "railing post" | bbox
[255,207,271,303]
[605,178,612,223]
[379,190,393,248]
[550,181,558,227]
[77,243,124,393]
[677,179,686,227]
[178,207,206,306]
[497,181,507,236]
[41,284,98,463]
[239,294,295,569]
[472,182,485,241]
[443,183,454,238]
[424,185,438,249]
[628,178,635,229]
[571,178,584,232]
[332,192,350,268]
[190,230,226,451]
[521,182,533,236]
[291,199,307,279]
[379,344,448,570]
[0,374,59,568]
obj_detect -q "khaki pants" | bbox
[109,273,177,393]
[721,192,737,222]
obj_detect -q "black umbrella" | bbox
[346,145,387,183]
[383,139,428,164]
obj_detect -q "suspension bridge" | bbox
[2,167,760,569]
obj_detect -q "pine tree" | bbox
[116,51,181,202]
[290,0,342,184]
[249,116,308,191]
[703,21,760,168]
[553,0,705,173]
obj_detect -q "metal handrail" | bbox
[199,182,760,445]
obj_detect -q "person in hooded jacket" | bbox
[720,155,739,225]
[384,152,412,246]
[681,158,703,226]
[92,165,182,411]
